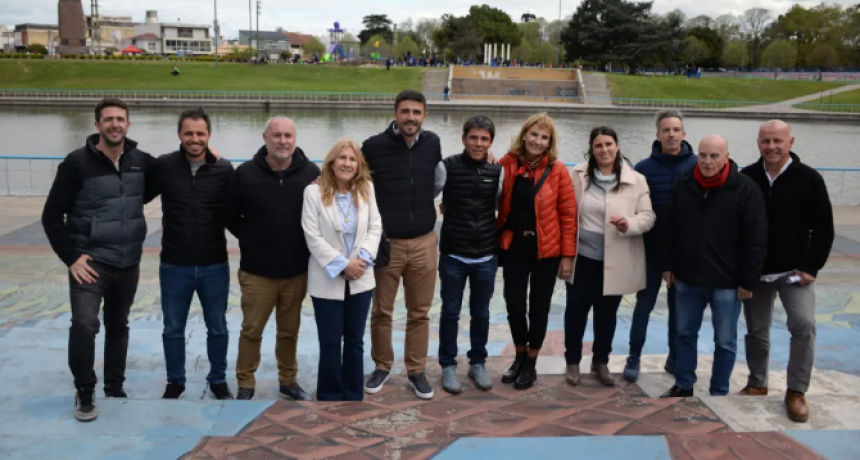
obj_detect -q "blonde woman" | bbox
[302,139,382,401]
[497,113,578,390]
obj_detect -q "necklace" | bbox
[335,193,352,223]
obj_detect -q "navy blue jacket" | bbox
[634,140,697,260]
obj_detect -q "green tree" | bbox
[532,42,556,64]
[304,36,326,58]
[714,14,743,42]
[722,42,749,68]
[415,19,441,53]
[396,36,419,58]
[561,0,684,72]
[359,14,394,45]
[26,44,48,55]
[468,5,521,46]
[521,13,537,23]
[687,26,724,67]
[686,15,713,29]
[518,21,543,49]
[681,37,710,65]
[806,43,840,68]
[365,34,393,57]
[741,8,772,68]
[512,42,533,62]
[762,39,797,68]
[433,14,483,59]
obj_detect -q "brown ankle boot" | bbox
[740,386,768,396]
[785,389,809,423]
[590,363,615,386]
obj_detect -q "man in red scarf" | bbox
[659,135,768,398]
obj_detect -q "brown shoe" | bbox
[740,386,768,396]
[591,363,615,386]
[785,389,810,423]
[566,364,580,386]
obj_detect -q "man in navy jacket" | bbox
[623,109,698,382]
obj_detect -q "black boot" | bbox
[514,356,537,390]
[502,351,527,384]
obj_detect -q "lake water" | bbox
[1,107,858,167]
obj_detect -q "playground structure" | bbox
[322,21,349,63]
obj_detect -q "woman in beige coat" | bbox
[564,126,655,387]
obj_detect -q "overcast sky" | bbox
[5,0,857,39]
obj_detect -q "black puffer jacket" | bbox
[150,148,235,266]
[439,152,502,258]
[661,160,768,291]
[361,121,442,239]
[42,134,155,268]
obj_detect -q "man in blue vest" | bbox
[623,109,697,382]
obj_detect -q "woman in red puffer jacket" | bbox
[497,112,577,390]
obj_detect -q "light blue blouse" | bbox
[325,191,374,279]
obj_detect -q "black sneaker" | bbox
[236,388,255,400]
[660,385,694,398]
[408,372,434,400]
[364,369,390,394]
[209,382,234,400]
[74,388,98,422]
[279,383,311,401]
[162,381,185,399]
[104,386,127,398]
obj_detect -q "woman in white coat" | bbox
[302,139,382,401]
[564,126,656,387]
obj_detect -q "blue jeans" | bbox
[674,280,742,396]
[312,287,373,401]
[160,262,230,385]
[629,262,677,363]
[438,255,497,368]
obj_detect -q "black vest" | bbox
[440,153,502,258]
[362,123,442,239]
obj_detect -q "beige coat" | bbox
[566,161,655,295]
[302,184,382,300]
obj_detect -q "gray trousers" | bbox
[742,282,816,393]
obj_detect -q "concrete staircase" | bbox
[422,68,449,99]
[581,72,613,106]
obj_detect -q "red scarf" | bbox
[515,155,547,179]
[694,163,730,189]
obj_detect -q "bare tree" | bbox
[685,15,713,30]
[714,14,743,42]
[741,8,772,68]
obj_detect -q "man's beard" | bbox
[101,131,125,147]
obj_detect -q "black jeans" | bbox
[564,256,622,365]
[438,254,498,368]
[502,234,560,350]
[68,261,140,391]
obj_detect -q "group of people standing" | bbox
[42,91,833,427]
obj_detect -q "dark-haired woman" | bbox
[563,127,655,387]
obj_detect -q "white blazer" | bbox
[301,183,382,300]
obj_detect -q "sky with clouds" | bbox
[5,0,858,39]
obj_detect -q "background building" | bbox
[57,0,88,55]
[124,11,212,56]
[87,15,135,51]
[239,30,289,60]
[13,24,59,52]
[1,26,14,52]
[283,31,313,56]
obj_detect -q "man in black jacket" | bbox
[42,98,157,422]
[660,135,767,398]
[739,120,834,423]
[149,108,235,401]
[224,116,320,401]
[362,90,442,400]
[433,116,503,394]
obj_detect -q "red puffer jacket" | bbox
[497,152,577,259]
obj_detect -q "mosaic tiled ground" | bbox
[1,197,860,459]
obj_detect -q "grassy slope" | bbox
[795,87,860,112]
[605,73,847,102]
[0,60,424,92]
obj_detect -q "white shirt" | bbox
[765,157,793,187]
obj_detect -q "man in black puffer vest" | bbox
[42,98,158,422]
[434,116,502,394]
[147,108,235,401]
[361,90,442,400]
[224,116,320,402]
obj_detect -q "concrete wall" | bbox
[451,66,580,100]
